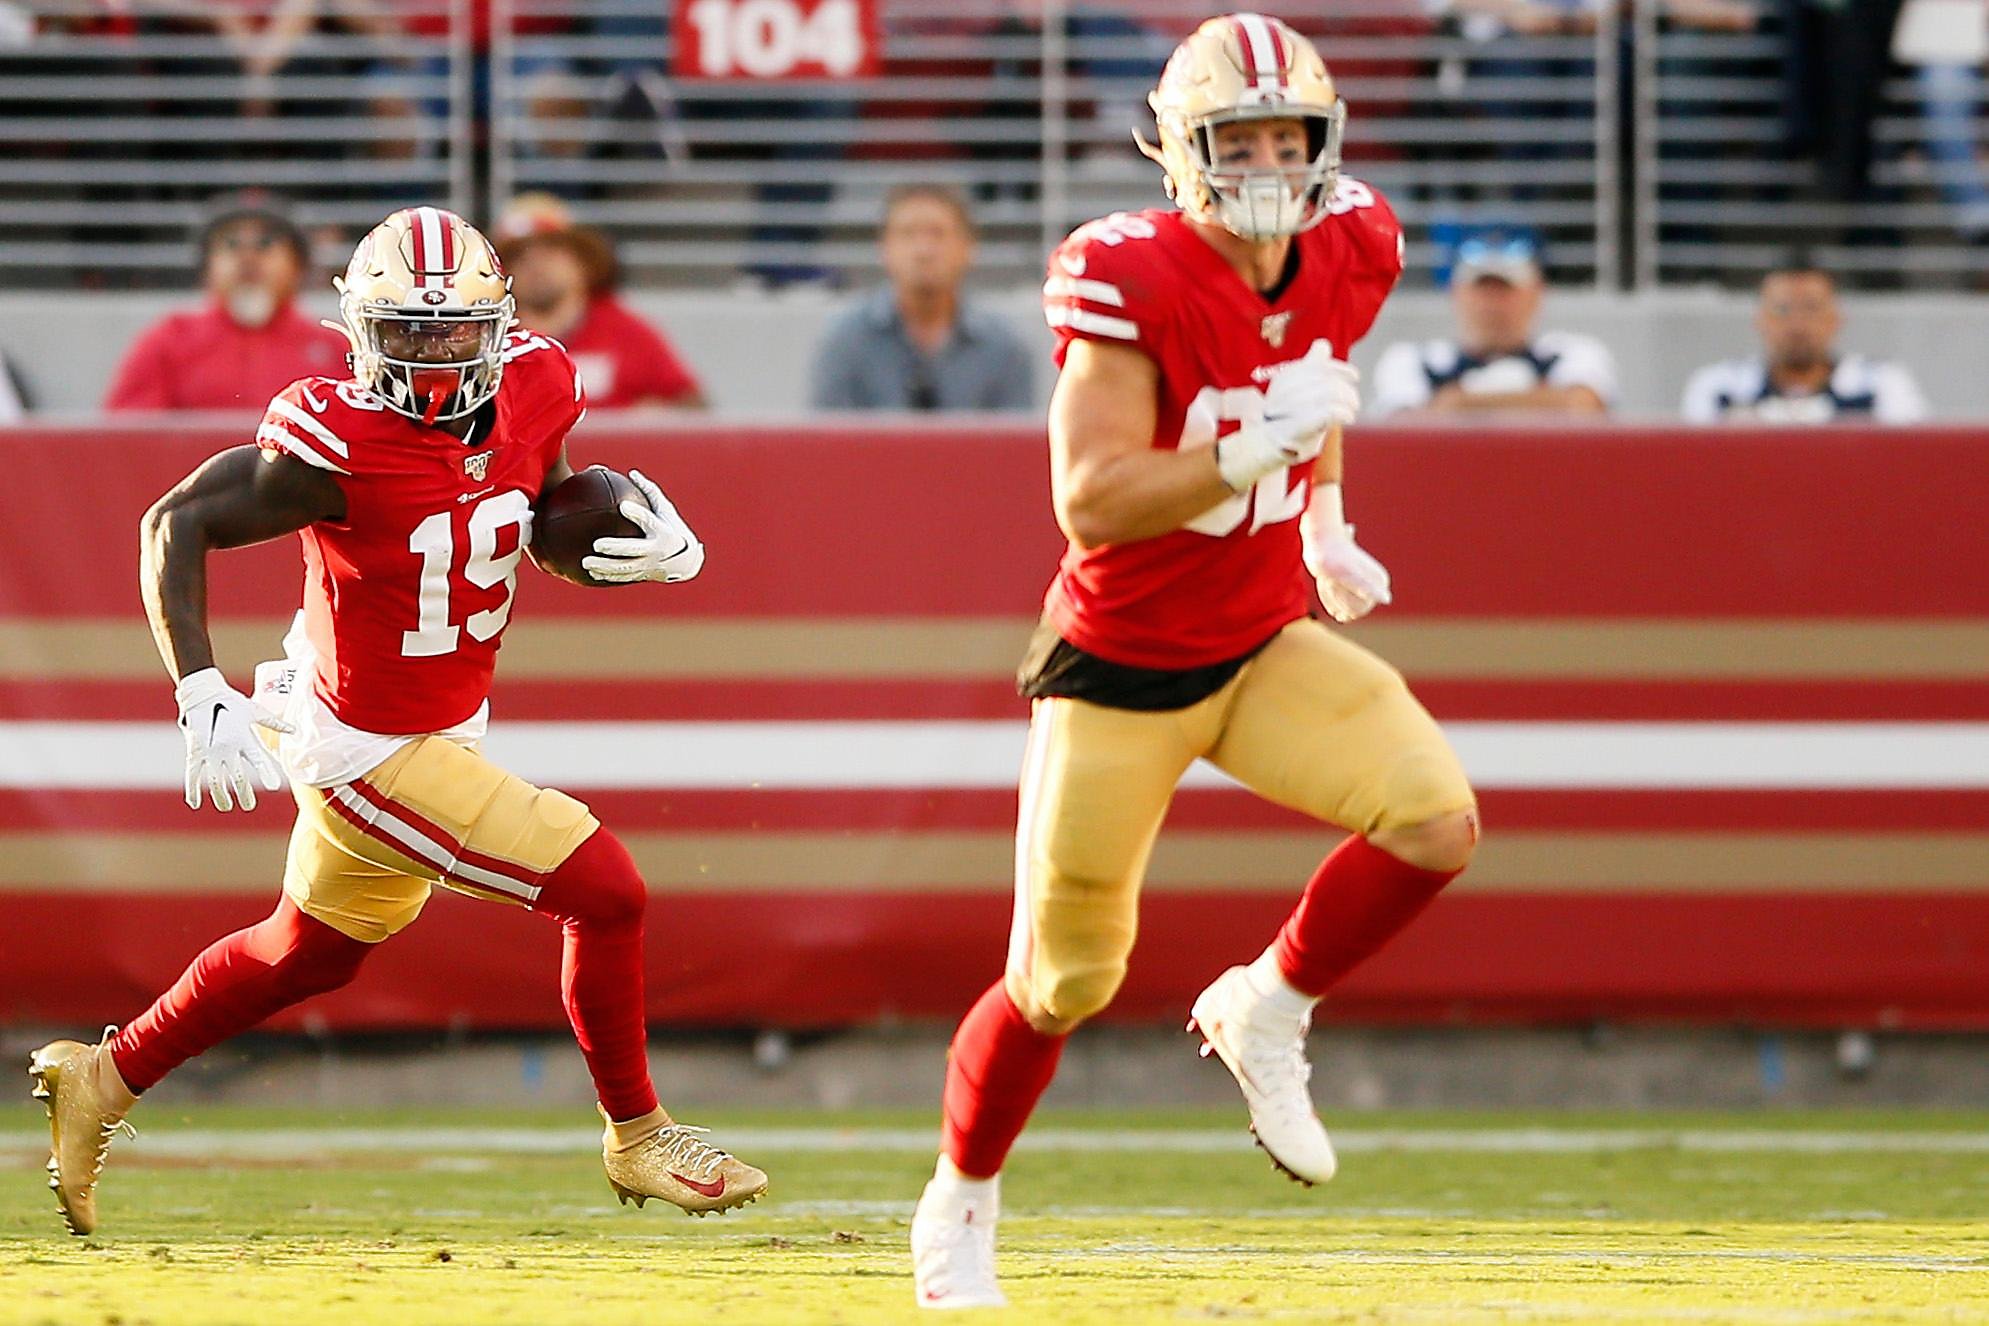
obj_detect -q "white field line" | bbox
[2,1125,1988,1160]
[6,720,1989,790]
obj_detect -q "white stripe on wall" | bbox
[2,722,1988,791]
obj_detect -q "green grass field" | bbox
[2,1106,1985,1324]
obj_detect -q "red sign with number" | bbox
[673,0,882,80]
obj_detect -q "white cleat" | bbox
[1188,964,1337,1186]
[911,1173,1008,1310]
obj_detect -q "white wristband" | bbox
[1215,427,1285,494]
[174,666,230,714]
[1307,481,1346,532]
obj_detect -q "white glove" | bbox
[1216,340,1361,493]
[1301,483,1392,623]
[581,469,706,585]
[176,667,292,812]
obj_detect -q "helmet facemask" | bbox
[1182,102,1345,242]
[1139,14,1350,244]
[331,207,516,427]
[344,302,510,425]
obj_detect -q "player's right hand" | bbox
[1216,341,1360,493]
[174,667,293,813]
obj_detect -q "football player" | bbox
[28,208,767,1236]
[911,14,1479,1308]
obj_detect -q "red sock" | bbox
[941,982,1067,1178]
[533,828,659,1122]
[1273,835,1462,998]
[109,897,371,1093]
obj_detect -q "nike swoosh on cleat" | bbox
[671,1172,726,1198]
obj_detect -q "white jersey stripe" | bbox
[416,206,445,289]
[1045,306,1139,341]
[255,424,351,475]
[1042,277,1126,307]
[1235,13,1282,93]
[265,397,352,457]
[327,784,542,902]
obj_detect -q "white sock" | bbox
[924,1155,999,1217]
[1243,947,1318,1021]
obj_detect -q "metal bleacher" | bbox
[2,0,1986,292]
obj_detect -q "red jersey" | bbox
[556,295,701,408]
[252,332,586,735]
[1040,186,1404,669]
[104,301,349,412]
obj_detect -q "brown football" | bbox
[530,465,643,587]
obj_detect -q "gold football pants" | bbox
[1005,618,1476,1027]
[283,736,600,943]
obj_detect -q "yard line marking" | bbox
[1,1126,1986,1159]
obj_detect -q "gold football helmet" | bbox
[1137,13,1346,241]
[333,207,514,424]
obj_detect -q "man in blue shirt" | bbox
[810,186,1035,412]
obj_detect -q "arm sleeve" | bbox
[1543,333,1619,405]
[1367,341,1432,419]
[1679,365,1725,424]
[1872,363,1931,424]
[102,321,177,411]
[1326,179,1407,350]
[1042,218,1166,367]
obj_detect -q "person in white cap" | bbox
[1368,230,1616,419]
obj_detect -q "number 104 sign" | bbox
[673,0,882,80]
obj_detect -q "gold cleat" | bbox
[26,1027,138,1237]
[600,1105,768,1216]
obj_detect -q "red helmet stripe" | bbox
[1233,13,1284,94]
[408,208,430,273]
[1266,20,1289,87]
[436,211,457,271]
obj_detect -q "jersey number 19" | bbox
[402,491,532,658]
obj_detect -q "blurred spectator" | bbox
[810,186,1033,413]
[1370,231,1615,419]
[104,197,347,411]
[503,225,705,411]
[1894,0,1989,240]
[1784,0,1908,204]
[1680,262,1929,423]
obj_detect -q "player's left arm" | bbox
[539,442,705,586]
[1302,427,1392,623]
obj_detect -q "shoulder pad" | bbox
[253,377,386,475]
[1043,212,1170,351]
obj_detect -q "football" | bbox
[530,464,643,587]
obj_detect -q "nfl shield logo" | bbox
[1260,312,1293,348]
[464,450,493,481]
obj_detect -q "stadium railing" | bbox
[0,0,474,289]
[6,1,1987,291]
[489,0,1613,287]
[1644,4,1989,289]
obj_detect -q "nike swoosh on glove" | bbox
[176,667,293,812]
